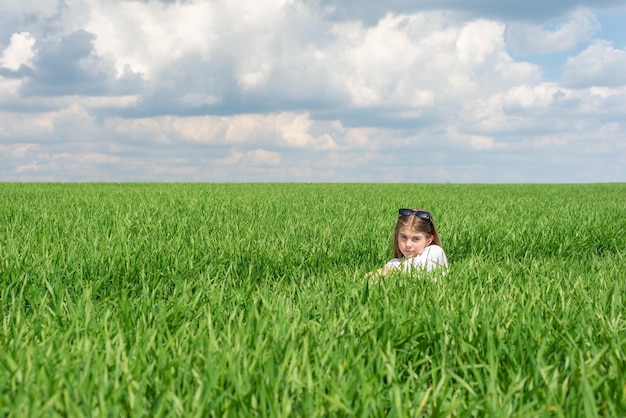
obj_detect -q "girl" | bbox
[367,208,448,277]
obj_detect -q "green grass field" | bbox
[1,183,625,417]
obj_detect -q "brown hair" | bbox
[392,208,443,259]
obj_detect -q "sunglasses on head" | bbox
[398,208,432,220]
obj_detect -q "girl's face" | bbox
[397,226,433,259]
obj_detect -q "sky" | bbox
[1,0,625,182]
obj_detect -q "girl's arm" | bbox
[365,259,401,277]
[365,264,397,278]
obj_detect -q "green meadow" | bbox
[1,183,625,417]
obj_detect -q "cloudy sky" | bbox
[1,0,625,182]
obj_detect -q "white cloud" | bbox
[328,14,435,107]
[111,112,339,150]
[84,0,313,83]
[0,77,22,103]
[313,0,624,24]
[0,32,36,70]
[176,93,222,107]
[456,19,503,64]
[446,126,504,150]
[85,0,217,78]
[79,4,543,114]
[0,92,137,118]
[52,151,122,165]
[454,82,626,153]
[1,0,625,182]
[1,143,40,159]
[0,111,54,137]
[322,13,542,110]
[502,84,563,110]
[506,8,600,54]
[561,40,626,88]
[16,161,47,173]
[6,2,540,115]
[0,0,57,17]
[246,148,282,166]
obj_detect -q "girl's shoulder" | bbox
[424,245,446,255]
[421,245,448,265]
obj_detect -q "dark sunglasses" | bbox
[398,208,432,221]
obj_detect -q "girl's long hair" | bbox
[392,208,443,259]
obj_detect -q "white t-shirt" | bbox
[385,245,448,273]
